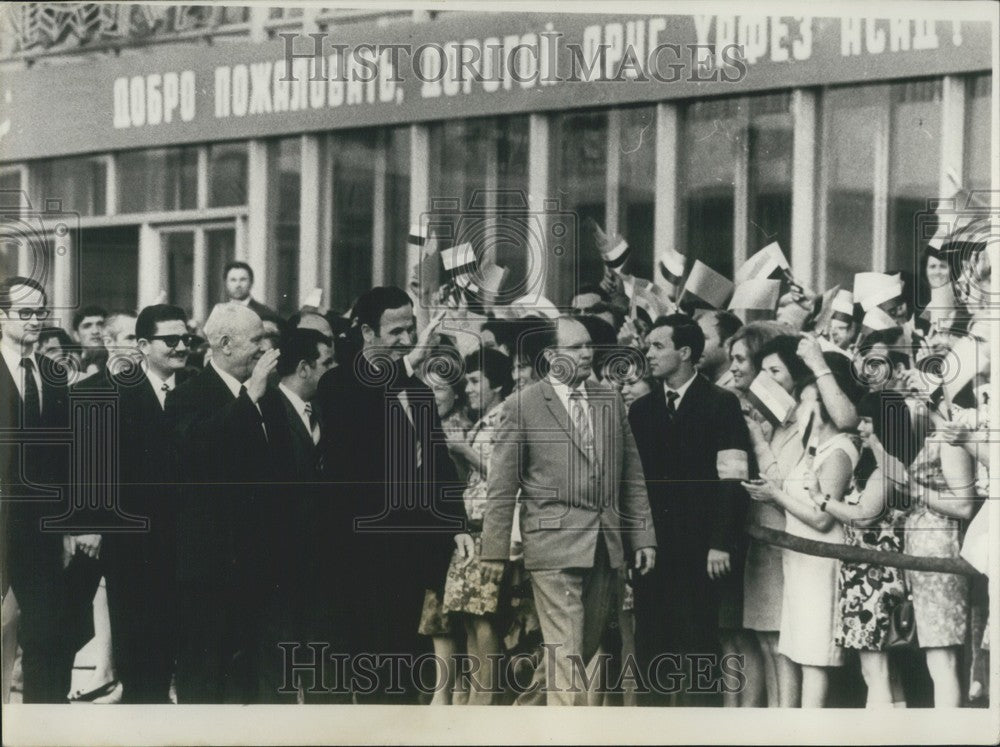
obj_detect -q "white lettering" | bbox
[146,73,162,126]
[179,71,195,122]
[841,17,862,56]
[162,72,179,123]
[770,16,790,62]
[249,62,273,114]
[865,18,886,54]
[215,66,231,118]
[129,76,146,127]
[231,63,249,117]
[793,16,813,60]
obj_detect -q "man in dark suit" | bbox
[0,276,76,703]
[316,286,464,703]
[165,302,284,703]
[628,314,751,706]
[223,260,282,326]
[84,304,195,703]
[258,327,335,702]
[480,316,657,705]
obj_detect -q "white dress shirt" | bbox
[211,361,266,437]
[1,338,43,408]
[278,382,320,445]
[663,371,698,408]
[145,368,176,411]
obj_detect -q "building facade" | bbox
[0,5,993,324]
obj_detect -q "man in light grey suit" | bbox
[481,316,657,705]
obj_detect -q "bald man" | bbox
[165,303,286,703]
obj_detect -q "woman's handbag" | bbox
[886,591,918,649]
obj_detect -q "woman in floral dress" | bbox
[442,347,514,705]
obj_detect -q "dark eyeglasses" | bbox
[17,307,50,320]
[148,333,204,349]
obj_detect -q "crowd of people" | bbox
[0,209,992,708]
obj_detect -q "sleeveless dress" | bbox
[743,417,801,633]
[905,441,969,648]
[777,433,857,667]
[442,403,505,616]
[834,481,906,651]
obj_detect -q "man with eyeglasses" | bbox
[0,276,76,703]
[90,304,198,703]
[165,302,283,703]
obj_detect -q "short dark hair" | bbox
[726,321,786,370]
[223,261,254,283]
[585,301,625,330]
[650,313,706,364]
[856,327,905,358]
[464,346,514,400]
[136,304,188,341]
[753,335,813,390]
[72,305,107,331]
[0,275,47,312]
[352,286,412,335]
[38,325,73,349]
[277,327,331,378]
[701,309,743,347]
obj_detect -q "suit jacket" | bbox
[165,364,285,593]
[1,353,70,591]
[72,367,191,564]
[627,374,750,569]
[317,354,464,597]
[480,379,656,571]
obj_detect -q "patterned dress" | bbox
[905,442,970,648]
[835,490,907,651]
[443,403,505,616]
[417,408,471,637]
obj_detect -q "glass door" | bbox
[157,222,235,323]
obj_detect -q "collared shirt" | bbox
[663,371,698,409]
[210,361,266,437]
[145,368,176,411]
[549,377,589,416]
[278,382,320,444]
[1,338,43,409]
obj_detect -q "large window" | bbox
[208,142,248,207]
[965,74,992,193]
[887,79,942,274]
[821,85,883,288]
[118,147,197,213]
[429,116,530,304]
[328,130,378,311]
[616,106,657,282]
[34,156,107,216]
[550,110,607,299]
[680,98,740,278]
[275,138,301,316]
[383,127,411,291]
[748,93,793,260]
[78,226,138,312]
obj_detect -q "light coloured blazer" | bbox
[481,378,656,571]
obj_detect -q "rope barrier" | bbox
[746,524,982,577]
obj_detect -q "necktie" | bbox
[21,357,41,427]
[240,385,268,440]
[568,389,595,457]
[665,389,679,420]
[303,402,321,445]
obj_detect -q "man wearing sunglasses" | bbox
[0,276,75,703]
[88,304,197,703]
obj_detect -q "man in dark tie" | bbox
[89,304,196,703]
[316,286,464,703]
[627,314,751,706]
[0,276,75,703]
[260,327,335,702]
[165,302,283,703]
[480,316,657,705]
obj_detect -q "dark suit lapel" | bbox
[278,390,313,450]
[672,374,707,425]
[540,379,592,463]
[0,355,19,426]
